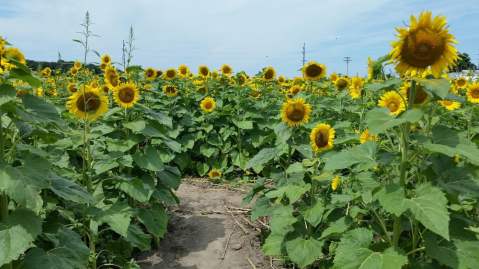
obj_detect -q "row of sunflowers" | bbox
[1,10,479,269]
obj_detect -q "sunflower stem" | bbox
[0,112,12,269]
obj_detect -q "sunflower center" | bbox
[76,92,101,113]
[286,104,305,121]
[118,87,135,103]
[315,130,329,148]
[442,100,452,106]
[337,79,348,89]
[471,89,479,98]
[306,64,322,78]
[414,86,428,104]
[457,79,466,87]
[402,30,445,68]
[387,101,399,112]
[264,69,274,80]
[167,70,175,78]
[222,66,231,74]
[204,101,213,109]
[211,171,220,177]
[146,70,155,77]
[200,68,209,76]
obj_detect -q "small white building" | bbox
[449,70,479,81]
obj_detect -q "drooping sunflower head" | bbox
[4,47,26,64]
[208,169,222,179]
[378,91,406,116]
[280,98,312,127]
[41,67,52,77]
[237,74,248,85]
[335,77,350,90]
[399,82,429,105]
[310,123,335,153]
[200,96,216,113]
[156,69,163,77]
[164,68,177,80]
[144,67,157,81]
[163,85,178,97]
[330,72,338,82]
[66,86,109,121]
[198,65,210,77]
[73,61,82,69]
[263,66,276,81]
[101,54,111,65]
[466,83,479,104]
[302,61,326,80]
[220,64,233,76]
[211,70,219,79]
[390,11,458,77]
[455,77,468,89]
[104,66,120,88]
[278,75,286,84]
[113,83,140,109]
[438,99,461,111]
[178,64,189,77]
[288,85,302,96]
[359,129,378,144]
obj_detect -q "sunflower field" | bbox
[1,10,479,269]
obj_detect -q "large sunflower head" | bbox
[198,65,210,77]
[310,123,335,153]
[163,85,178,97]
[113,83,140,109]
[200,97,216,113]
[438,99,461,111]
[390,11,458,77]
[280,98,312,127]
[101,54,111,65]
[378,91,406,116]
[335,77,350,90]
[4,47,26,64]
[144,67,157,81]
[359,129,378,144]
[66,86,109,121]
[263,66,276,81]
[220,64,233,76]
[466,83,479,104]
[302,61,326,80]
[178,64,189,77]
[164,68,177,80]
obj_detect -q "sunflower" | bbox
[237,74,248,86]
[211,70,219,79]
[197,85,208,94]
[330,72,338,82]
[198,65,210,77]
[208,169,222,179]
[101,54,111,65]
[113,83,140,109]
[200,97,216,113]
[67,82,78,94]
[280,98,312,127]
[164,68,177,80]
[144,67,157,81]
[349,87,361,99]
[163,85,178,97]
[454,77,468,89]
[178,64,189,77]
[41,67,52,77]
[331,176,341,191]
[390,11,458,77]
[310,123,335,153]
[73,61,82,69]
[399,82,429,105]
[466,83,479,103]
[438,99,461,110]
[100,63,108,70]
[359,129,378,144]
[70,67,79,76]
[4,47,26,64]
[67,86,108,121]
[288,85,302,96]
[335,77,349,90]
[278,75,286,84]
[104,66,120,88]
[220,64,233,76]
[302,61,326,80]
[101,84,110,94]
[378,91,406,116]
[263,66,276,81]
[156,69,163,77]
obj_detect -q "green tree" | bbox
[451,52,477,72]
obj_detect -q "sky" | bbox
[1,0,478,77]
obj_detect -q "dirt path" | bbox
[138,179,280,269]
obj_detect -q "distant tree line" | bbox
[451,52,477,72]
[26,59,103,74]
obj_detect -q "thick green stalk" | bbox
[0,111,12,269]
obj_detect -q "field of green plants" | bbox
[1,10,479,269]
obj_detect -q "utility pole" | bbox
[302,42,306,67]
[344,56,352,76]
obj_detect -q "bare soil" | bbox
[138,178,282,269]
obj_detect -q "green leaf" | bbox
[0,84,16,107]
[425,233,479,269]
[375,184,408,217]
[96,202,132,237]
[21,94,60,121]
[262,233,284,256]
[157,165,181,190]
[333,228,407,269]
[414,78,450,99]
[320,217,351,239]
[0,209,42,266]
[285,237,324,268]
[423,143,479,166]
[246,147,279,173]
[0,165,43,213]
[233,119,253,129]
[9,68,41,88]
[366,108,423,134]
[405,184,450,240]
[125,224,151,251]
[137,205,168,238]
[365,78,402,92]
[274,123,292,144]
[199,144,216,158]
[93,159,119,174]
[50,176,94,204]
[133,147,164,172]
[266,184,311,204]
[324,142,377,171]
[119,177,154,203]
[23,228,89,269]
[302,200,325,227]
[124,120,146,133]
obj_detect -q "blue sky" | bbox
[1,0,478,77]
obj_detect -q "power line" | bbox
[302,42,306,67]
[344,56,352,76]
